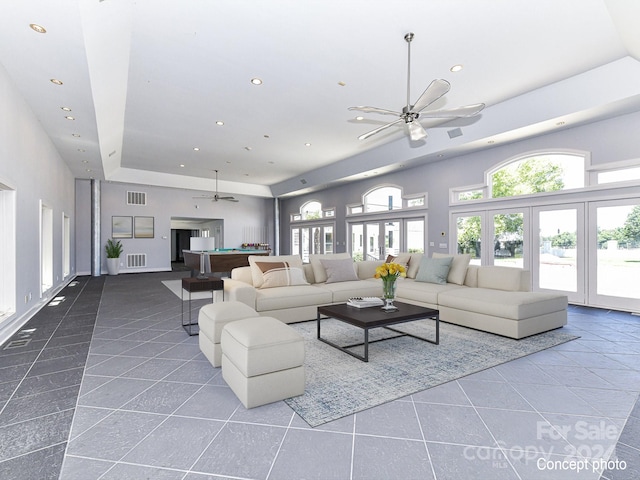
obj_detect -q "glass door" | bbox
[532,204,585,303]
[490,209,528,268]
[350,221,404,261]
[589,199,640,312]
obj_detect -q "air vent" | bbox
[4,338,31,350]
[127,191,147,205]
[127,253,146,268]
[447,128,463,139]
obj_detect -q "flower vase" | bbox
[381,279,398,311]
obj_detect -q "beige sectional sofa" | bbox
[222,252,568,339]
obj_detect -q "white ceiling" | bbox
[1,0,640,198]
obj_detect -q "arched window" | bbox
[301,201,322,220]
[364,186,402,212]
[489,152,585,198]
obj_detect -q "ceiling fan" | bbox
[349,32,485,141]
[194,170,239,202]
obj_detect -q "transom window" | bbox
[365,186,402,212]
[291,201,335,222]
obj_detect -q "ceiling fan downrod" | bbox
[404,32,414,110]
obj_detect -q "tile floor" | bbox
[0,271,638,480]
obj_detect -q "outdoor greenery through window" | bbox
[490,153,585,198]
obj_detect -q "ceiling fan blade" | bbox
[419,103,486,118]
[348,106,402,117]
[411,79,451,112]
[357,118,405,140]
[407,121,428,141]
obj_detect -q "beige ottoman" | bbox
[198,301,260,367]
[221,317,305,408]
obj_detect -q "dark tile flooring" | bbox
[0,272,638,479]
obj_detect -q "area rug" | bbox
[285,318,578,427]
[161,280,222,301]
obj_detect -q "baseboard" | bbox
[0,275,78,347]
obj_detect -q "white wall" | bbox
[0,62,76,341]
[75,180,274,274]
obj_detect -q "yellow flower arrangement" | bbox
[374,262,407,280]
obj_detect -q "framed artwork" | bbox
[112,216,133,238]
[134,216,154,238]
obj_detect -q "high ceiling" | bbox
[1,0,640,198]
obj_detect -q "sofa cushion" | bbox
[395,278,464,305]
[438,288,568,320]
[316,279,381,303]
[255,261,308,289]
[249,255,302,288]
[406,253,423,279]
[255,285,333,311]
[310,253,352,284]
[432,252,471,285]
[477,266,525,292]
[415,256,453,284]
[320,258,359,283]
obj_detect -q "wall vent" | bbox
[447,127,463,139]
[127,253,147,268]
[127,191,147,205]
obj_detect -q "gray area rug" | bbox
[285,318,578,427]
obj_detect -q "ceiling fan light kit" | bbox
[349,32,485,141]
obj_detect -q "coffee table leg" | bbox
[364,329,369,362]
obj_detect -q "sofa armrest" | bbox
[231,266,253,284]
[223,278,257,309]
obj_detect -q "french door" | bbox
[532,204,585,304]
[291,224,334,263]
[588,199,640,312]
[350,218,424,261]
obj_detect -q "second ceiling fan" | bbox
[349,32,485,141]
[194,170,238,202]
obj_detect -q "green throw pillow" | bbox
[415,256,453,285]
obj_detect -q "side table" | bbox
[181,277,224,336]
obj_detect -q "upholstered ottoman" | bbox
[198,301,260,367]
[221,317,305,408]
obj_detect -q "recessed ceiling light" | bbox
[82,159,88,163]
[179,164,185,167]
[86,168,92,172]
[338,81,346,87]
[216,121,224,126]
[305,143,311,147]
[355,116,364,121]
[250,78,263,85]
[50,78,63,85]
[64,116,75,120]
[226,160,232,164]
[450,64,463,72]
[193,147,200,151]
[61,106,72,112]
[29,23,46,34]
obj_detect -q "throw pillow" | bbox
[249,255,303,288]
[309,253,352,283]
[255,261,309,289]
[415,256,453,285]
[432,252,471,285]
[319,258,359,283]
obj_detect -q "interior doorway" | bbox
[170,217,223,270]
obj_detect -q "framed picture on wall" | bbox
[134,216,154,238]
[112,216,133,239]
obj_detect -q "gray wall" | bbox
[76,180,274,275]
[0,62,77,340]
[280,110,640,255]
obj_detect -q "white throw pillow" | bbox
[432,252,471,285]
[249,255,303,288]
[254,261,309,289]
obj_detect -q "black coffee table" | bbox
[317,301,439,362]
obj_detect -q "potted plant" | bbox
[105,238,123,275]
